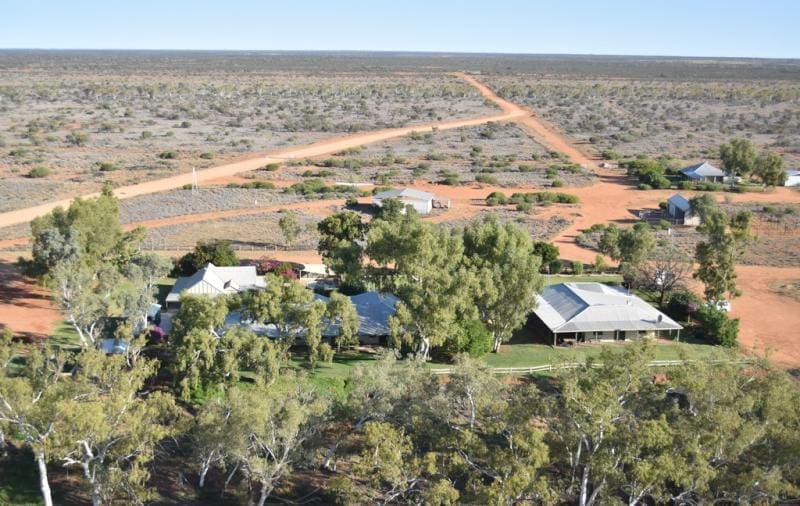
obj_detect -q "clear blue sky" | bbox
[2,0,798,58]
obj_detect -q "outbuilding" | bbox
[785,169,800,187]
[666,193,700,226]
[165,263,266,309]
[373,188,450,215]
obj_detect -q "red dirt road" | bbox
[0,91,524,229]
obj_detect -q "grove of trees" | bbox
[3,337,798,505]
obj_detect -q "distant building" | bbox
[373,188,450,215]
[165,263,266,309]
[681,161,726,183]
[666,193,700,226]
[785,169,800,187]
[529,282,682,345]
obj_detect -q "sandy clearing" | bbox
[0,261,61,341]
[683,266,800,368]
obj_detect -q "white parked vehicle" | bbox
[707,300,732,312]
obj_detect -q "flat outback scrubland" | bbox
[1,50,799,365]
[0,51,497,211]
[1,50,800,506]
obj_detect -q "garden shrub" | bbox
[443,320,493,358]
[666,290,702,322]
[695,305,739,347]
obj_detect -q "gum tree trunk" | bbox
[35,451,53,506]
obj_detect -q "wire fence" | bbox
[140,240,316,253]
[429,358,752,376]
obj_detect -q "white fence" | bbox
[429,358,751,376]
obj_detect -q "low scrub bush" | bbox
[27,166,51,178]
[475,174,498,185]
[485,191,508,206]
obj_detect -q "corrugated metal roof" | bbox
[350,292,399,336]
[224,291,399,339]
[166,263,266,302]
[681,161,725,179]
[534,283,682,333]
[667,193,691,213]
[374,188,436,201]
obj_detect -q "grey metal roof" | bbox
[667,193,691,213]
[350,292,399,336]
[374,188,436,201]
[681,161,725,179]
[533,283,682,334]
[223,291,399,339]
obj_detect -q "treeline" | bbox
[3,335,798,505]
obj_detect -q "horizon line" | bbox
[1,47,798,62]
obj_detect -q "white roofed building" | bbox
[373,188,450,215]
[530,283,682,345]
[681,161,726,183]
[165,263,266,308]
[784,169,800,187]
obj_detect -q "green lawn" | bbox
[0,448,43,506]
[543,274,623,285]
[49,321,81,349]
[288,338,719,396]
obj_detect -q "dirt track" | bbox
[0,85,524,229]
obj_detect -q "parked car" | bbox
[706,300,732,312]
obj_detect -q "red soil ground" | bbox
[0,261,60,341]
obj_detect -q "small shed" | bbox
[666,193,700,226]
[373,188,450,215]
[785,169,800,187]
